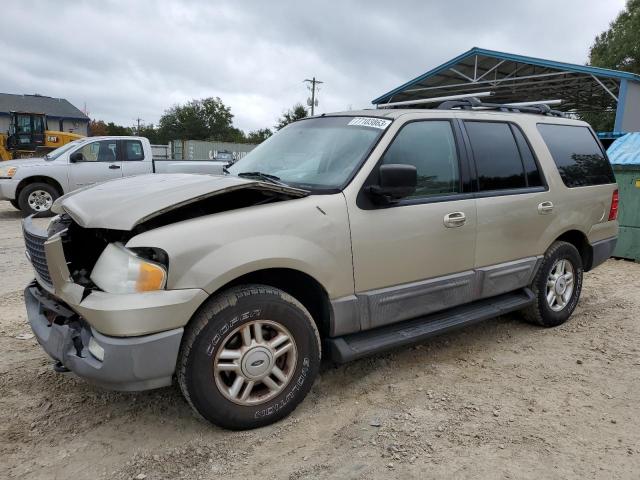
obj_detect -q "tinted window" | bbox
[512,126,543,187]
[465,121,526,191]
[76,140,118,162]
[537,124,615,187]
[124,140,144,161]
[382,121,459,198]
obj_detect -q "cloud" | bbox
[0,0,626,133]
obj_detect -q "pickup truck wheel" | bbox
[523,241,583,327]
[9,199,20,210]
[18,182,59,217]
[177,285,321,430]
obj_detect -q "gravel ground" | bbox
[0,201,639,479]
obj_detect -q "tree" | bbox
[89,119,108,136]
[105,122,133,136]
[586,0,640,131]
[589,0,640,74]
[246,128,273,144]
[137,123,163,144]
[158,97,238,142]
[275,103,308,131]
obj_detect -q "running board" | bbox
[326,289,535,363]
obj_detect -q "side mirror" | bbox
[69,152,83,163]
[368,163,417,203]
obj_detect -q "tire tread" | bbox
[523,241,582,327]
[176,284,320,426]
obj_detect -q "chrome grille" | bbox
[23,223,53,287]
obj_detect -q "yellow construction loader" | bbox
[0,111,83,160]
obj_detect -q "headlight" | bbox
[0,165,17,178]
[90,243,167,294]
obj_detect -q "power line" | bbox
[303,77,324,116]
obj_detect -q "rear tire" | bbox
[18,182,59,217]
[177,285,321,430]
[523,241,583,327]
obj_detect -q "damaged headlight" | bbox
[90,243,167,294]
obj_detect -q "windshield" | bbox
[46,139,85,160]
[228,116,390,190]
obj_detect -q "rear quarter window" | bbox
[537,124,615,187]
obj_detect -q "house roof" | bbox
[372,47,640,112]
[0,93,89,120]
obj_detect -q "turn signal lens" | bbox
[608,189,619,221]
[136,261,166,292]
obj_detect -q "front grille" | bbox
[23,224,53,287]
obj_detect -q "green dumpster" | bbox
[608,133,640,261]
[612,165,640,261]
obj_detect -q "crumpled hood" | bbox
[53,173,308,230]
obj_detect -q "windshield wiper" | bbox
[236,171,288,186]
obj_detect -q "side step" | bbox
[326,288,535,363]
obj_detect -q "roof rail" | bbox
[377,91,493,108]
[437,97,566,117]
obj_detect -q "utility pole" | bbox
[135,117,144,135]
[303,77,324,115]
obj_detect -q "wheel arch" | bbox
[552,229,594,271]
[16,176,64,200]
[201,268,333,337]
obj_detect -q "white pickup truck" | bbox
[0,136,228,215]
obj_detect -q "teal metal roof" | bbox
[373,47,640,112]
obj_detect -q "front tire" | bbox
[18,182,59,217]
[177,285,321,430]
[523,241,583,327]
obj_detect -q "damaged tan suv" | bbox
[23,101,618,429]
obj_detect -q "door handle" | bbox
[108,164,121,169]
[538,201,554,214]
[444,211,466,228]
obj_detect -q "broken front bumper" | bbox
[25,282,183,391]
[22,216,208,391]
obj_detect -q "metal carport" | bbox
[372,47,640,135]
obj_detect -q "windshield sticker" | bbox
[347,117,391,129]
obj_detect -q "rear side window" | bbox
[382,121,460,198]
[465,121,527,191]
[124,140,144,161]
[537,124,615,187]
[512,126,543,187]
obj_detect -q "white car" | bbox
[0,136,228,215]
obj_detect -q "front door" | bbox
[68,139,123,189]
[349,119,477,330]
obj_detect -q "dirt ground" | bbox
[1,201,639,480]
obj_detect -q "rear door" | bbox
[120,139,151,177]
[68,139,123,189]
[462,120,552,298]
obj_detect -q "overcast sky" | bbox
[0,0,626,133]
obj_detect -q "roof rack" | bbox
[437,97,566,117]
[377,91,494,108]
